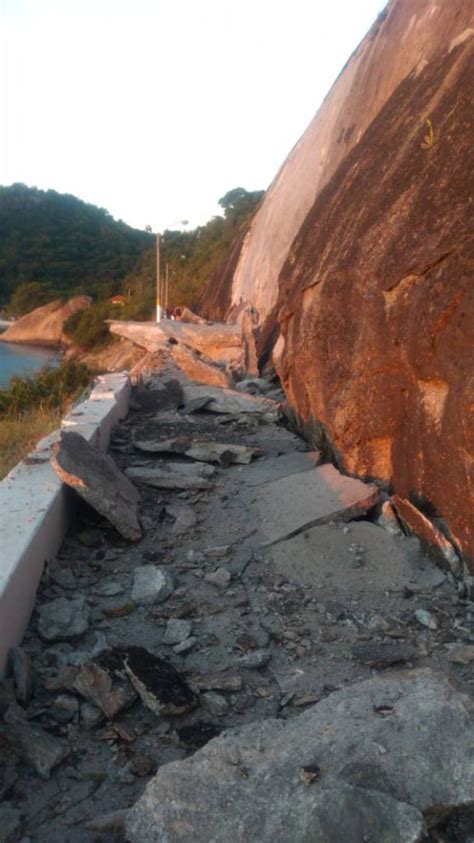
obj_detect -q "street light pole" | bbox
[156,232,162,323]
[165,262,170,311]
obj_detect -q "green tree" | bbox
[0,184,153,305]
[218,187,265,221]
[8,281,56,316]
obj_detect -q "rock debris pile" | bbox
[1,369,473,842]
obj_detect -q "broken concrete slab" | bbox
[392,496,462,577]
[267,521,443,597]
[134,435,191,454]
[181,383,278,417]
[122,646,198,716]
[109,319,242,359]
[126,462,215,491]
[186,441,261,465]
[254,463,379,546]
[73,653,137,719]
[109,319,244,376]
[126,671,474,843]
[134,436,260,465]
[51,431,142,542]
[242,451,321,487]
[170,344,233,388]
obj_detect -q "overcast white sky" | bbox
[1,0,386,232]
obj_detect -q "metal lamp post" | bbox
[155,219,188,322]
[156,233,162,323]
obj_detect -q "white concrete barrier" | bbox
[0,372,131,675]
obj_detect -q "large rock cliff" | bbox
[200,0,474,567]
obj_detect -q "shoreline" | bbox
[0,333,65,350]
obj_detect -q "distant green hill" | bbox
[0,183,153,309]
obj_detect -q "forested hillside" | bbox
[0,184,153,309]
[0,184,264,322]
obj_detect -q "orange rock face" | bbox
[201,0,474,328]
[276,37,473,565]
[199,1,474,569]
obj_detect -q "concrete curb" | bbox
[0,372,131,675]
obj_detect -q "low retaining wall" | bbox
[0,372,131,675]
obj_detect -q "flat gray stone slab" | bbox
[268,521,445,597]
[51,431,141,541]
[134,436,260,465]
[242,451,321,487]
[256,463,379,546]
[181,384,277,416]
[126,462,215,491]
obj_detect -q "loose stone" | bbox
[4,708,69,779]
[414,609,438,630]
[201,692,229,716]
[163,619,193,645]
[351,641,417,669]
[51,431,142,542]
[132,566,174,605]
[8,647,34,703]
[37,596,90,642]
[173,637,197,654]
[80,702,105,728]
[204,568,232,589]
[234,649,271,669]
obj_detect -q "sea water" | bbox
[0,338,58,389]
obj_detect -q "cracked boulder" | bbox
[51,431,142,541]
[127,671,474,843]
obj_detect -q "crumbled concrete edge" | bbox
[0,372,131,675]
